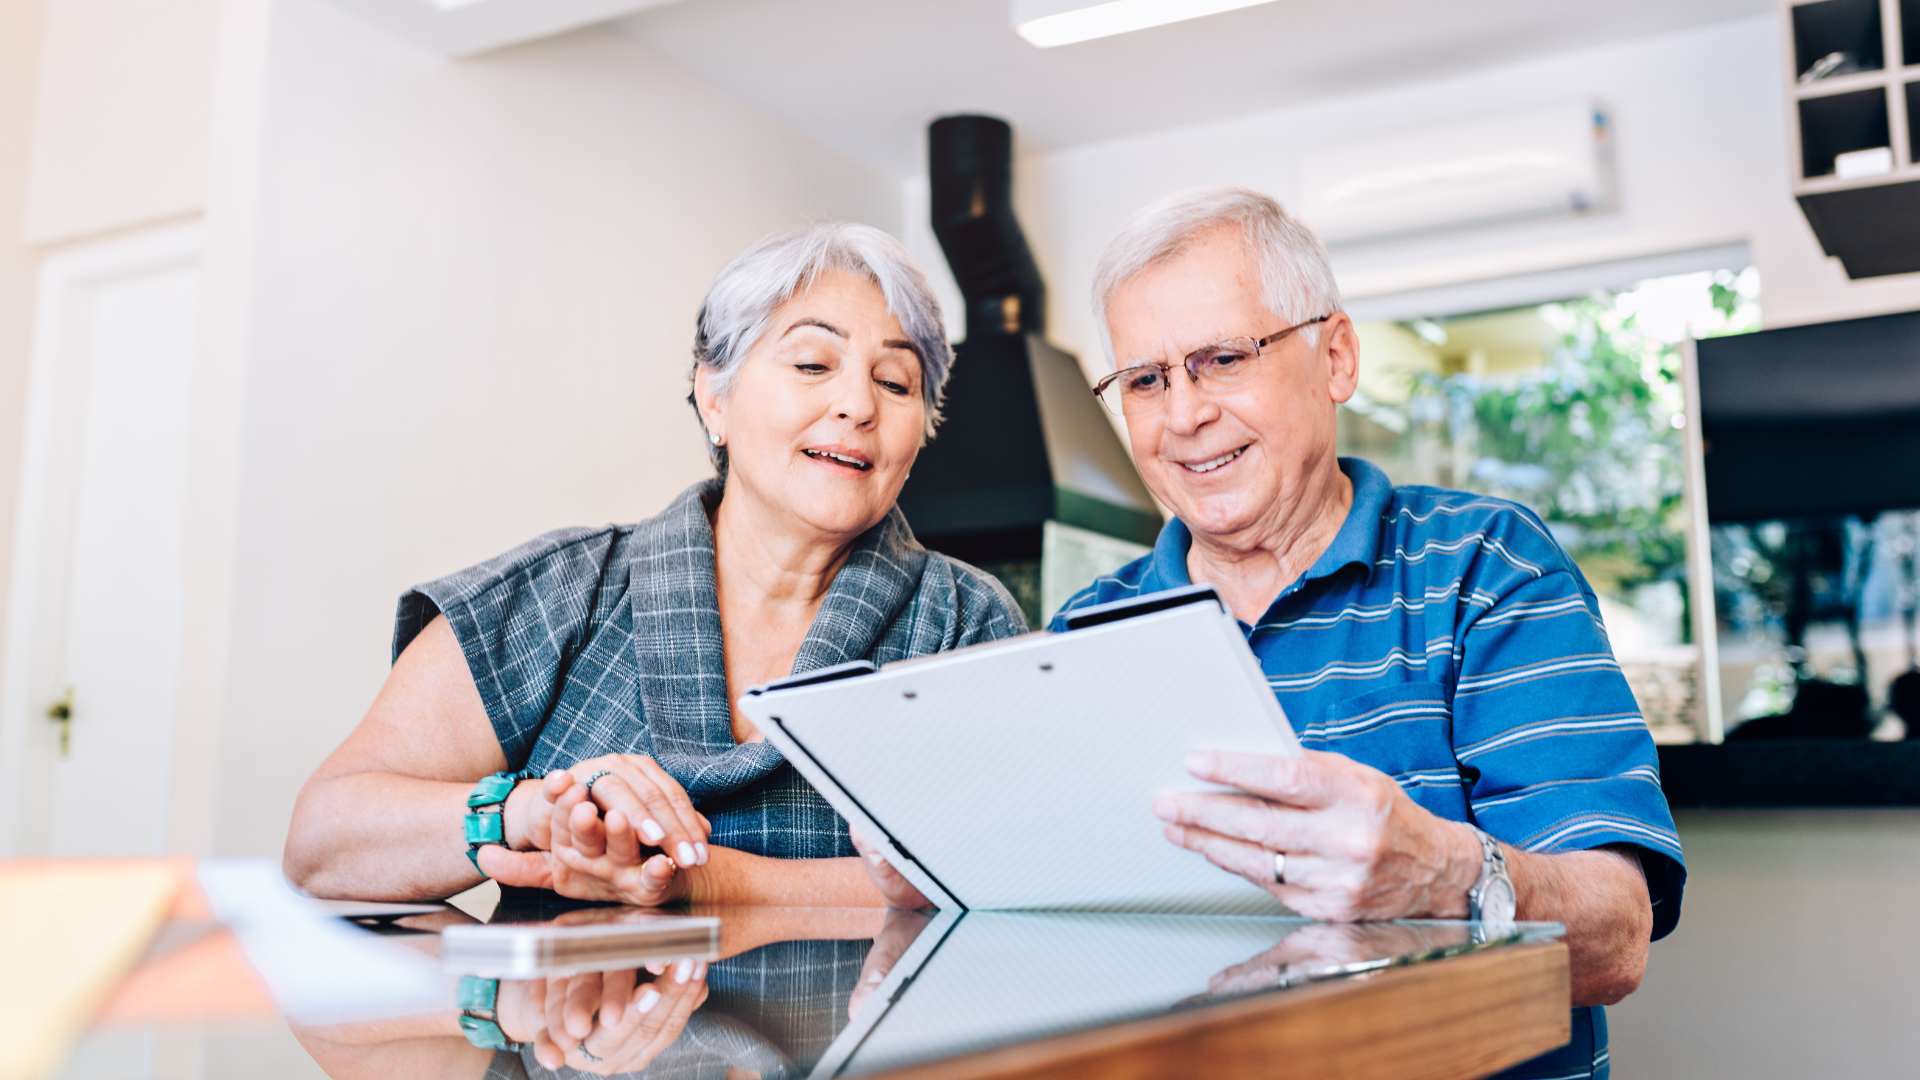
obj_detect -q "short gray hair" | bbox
[690,222,954,471]
[1090,187,1342,364]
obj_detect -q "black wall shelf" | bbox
[1787,1,1920,277]
[1659,741,1920,808]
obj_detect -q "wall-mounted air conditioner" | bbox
[1295,101,1612,246]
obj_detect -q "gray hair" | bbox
[689,222,954,471]
[1090,187,1342,365]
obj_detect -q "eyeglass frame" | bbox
[1089,313,1335,413]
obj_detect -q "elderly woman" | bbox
[284,223,1024,908]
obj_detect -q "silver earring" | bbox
[709,432,723,447]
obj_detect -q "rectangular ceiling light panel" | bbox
[1013,0,1283,48]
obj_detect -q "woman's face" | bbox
[702,271,928,543]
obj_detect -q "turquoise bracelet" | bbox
[456,974,516,1050]
[465,769,530,874]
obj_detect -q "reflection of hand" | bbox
[1204,922,1462,998]
[850,830,931,910]
[1153,750,1477,922]
[849,908,931,1020]
[497,961,711,1075]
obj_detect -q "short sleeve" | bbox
[392,527,618,767]
[1451,565,1688,941]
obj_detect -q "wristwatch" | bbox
[456,975,518,1051]
[1465,824,1516,931]
[465,769,528,873]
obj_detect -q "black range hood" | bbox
[897,116,1160,584]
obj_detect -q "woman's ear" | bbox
[693,365,725,444]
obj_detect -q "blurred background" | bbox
[3,1,1919,1075]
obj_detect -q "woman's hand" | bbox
[555,755,711,868]
[548,799,686,907]
[482,759,710,905]
[850,829,931,910]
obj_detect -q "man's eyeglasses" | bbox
[1090,314,1333,416]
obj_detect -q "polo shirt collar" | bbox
[1141,456,1392,593]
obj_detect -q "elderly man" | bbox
[1052,188,1682,1080]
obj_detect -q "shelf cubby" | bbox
[1796,87,1892,178]
[1908,80,1920,160]
[1792,0,1886,81]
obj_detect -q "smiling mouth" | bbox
[802,448,873,472]
[1178,446,1247,475]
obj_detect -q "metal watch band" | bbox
[1466,824,1513,925]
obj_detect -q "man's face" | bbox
[1103,225,1356,546]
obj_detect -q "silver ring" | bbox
[583,769,612,797]
[577,1038,603,1064]
[1272,851,1287,885]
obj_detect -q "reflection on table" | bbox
[284,895,1559,1080]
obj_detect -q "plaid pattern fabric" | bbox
[394,479,1026,859]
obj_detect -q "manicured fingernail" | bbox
[674,959,693,984]
[640,819,666,844]
[678,842,698,865]
[695,842,709,864]
[1152,794,1177,818]
[1186,752,1213,774]
[693,960,707,979]
[633,988,660,1014]
[864,968,885,984]
[865,850,885,866]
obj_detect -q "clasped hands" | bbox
[477,754,711,906]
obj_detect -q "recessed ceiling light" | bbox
[1012,0,1283,49]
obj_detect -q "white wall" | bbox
[209,0,898,858]
[21,0,218,245]
[0,0,47,704]
[903,16,1920,376]
[900,15,1920,1078]
[1609,810,1920,1077]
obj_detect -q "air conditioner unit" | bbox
[1295,102,1611,246]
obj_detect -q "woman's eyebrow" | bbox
[882,338,921,358]
[782,317,846,340]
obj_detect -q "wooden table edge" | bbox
[872,940,1572,1080]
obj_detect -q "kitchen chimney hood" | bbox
[897,116,1160,618]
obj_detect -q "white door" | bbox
[1,224,199,857]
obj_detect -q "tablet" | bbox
[740,585,1299,915]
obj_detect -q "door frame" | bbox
[0,222,204,855]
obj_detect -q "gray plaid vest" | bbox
[393,479,1025,859]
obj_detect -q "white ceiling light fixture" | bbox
[1012,0,1284,49]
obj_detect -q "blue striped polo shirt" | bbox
[1049,456,1684,1080]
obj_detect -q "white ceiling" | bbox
[614,0,1775,173]
[323,0,688,57]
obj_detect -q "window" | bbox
[1346,266,1761,741]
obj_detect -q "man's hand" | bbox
[850,908,931,1019]
[850,830,931,910]
[1151,749,1479,922]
